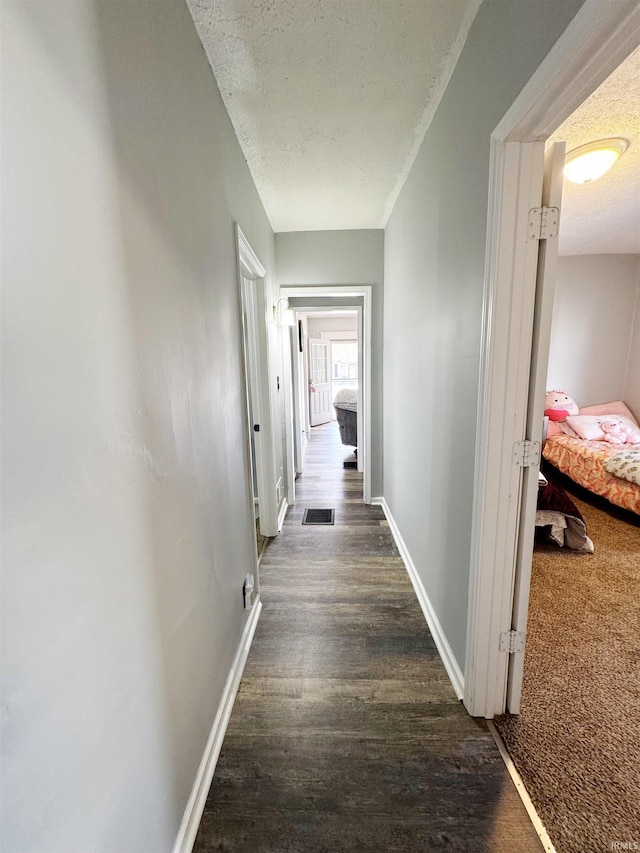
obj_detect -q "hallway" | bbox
[193,423,543,853]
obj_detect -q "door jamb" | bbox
[465,0,640,719]
[236,225,280,538]
[280,286,373,505]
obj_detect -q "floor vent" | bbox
[302,508,335,526]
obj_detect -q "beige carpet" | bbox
[495,486,640,853]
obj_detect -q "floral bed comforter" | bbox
[542,435,640,515]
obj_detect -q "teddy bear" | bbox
[599,418,640,445]
[599,419,627,444]
[544,390,579,422]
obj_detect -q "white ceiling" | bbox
[187,2,639,253]
[186,0,480,232]
[550,45,640,256]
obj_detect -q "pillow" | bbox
[565,415,605,441]
[558,420,579,438]
[566,414,640,442]
[579,400,639,427]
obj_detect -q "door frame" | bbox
[464,0,640,718]
[281,286,373,504]
[236,225,280,538]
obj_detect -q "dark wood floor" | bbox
[194,422,543,853]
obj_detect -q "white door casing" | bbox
[290,321,304,475]
[279,287,373,504]
[281,319,297,509]
[308,338,332,426]
[236,225,280,538]
[465,0,640,719]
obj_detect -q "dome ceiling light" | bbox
[563,137,630,184]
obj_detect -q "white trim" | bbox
[236,225,279,538]
[376,497,464,700]
[277,498,288,533]
[172,600,262,853]
[281,323,296,508]
[236,226,266,279]
[488,722,558,853]
[466,1,640,718]
[281,286,373,504]
[290,320,305,476]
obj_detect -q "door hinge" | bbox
[528,206,559,240]
[499,630,525,654]
[513,440,540,467]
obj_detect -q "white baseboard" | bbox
[172,600,262,853]
[277,498,289,533]
[375,498,465,700]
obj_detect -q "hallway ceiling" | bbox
[186,0,481,232]
[187,2,639,253]
[550,45,640,256]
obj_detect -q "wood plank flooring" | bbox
[193,422,543,853]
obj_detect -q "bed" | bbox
[334,388,357,448]
[542,400,640,515]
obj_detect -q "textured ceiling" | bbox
[187,0,480,232]
[550,45,640,256]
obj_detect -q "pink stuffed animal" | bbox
[625,425,640,445]
[544,390,579,422]
[599,418,640,445]
[599,419,627,445]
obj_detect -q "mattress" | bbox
[542,434,640,514]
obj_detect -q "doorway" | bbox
[281,286,373,505]
[236,225,280,541]
[465,2,640,719]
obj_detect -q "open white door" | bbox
[506,142,566,713]
[308,337,332,426]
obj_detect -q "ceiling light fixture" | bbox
[563,137,629,184]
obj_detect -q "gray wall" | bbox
[547,255,640,413]
[1,2,274,851]
[383,0,585,673]
[276,230,384,496]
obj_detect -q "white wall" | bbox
[383,0,585,674]
[307,315,358,337]
[547,255,640,413]
[1,3,274,852]
[276,230,384,495]
[624,261,640,420]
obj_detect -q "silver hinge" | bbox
[514,440,540,468]
[499,630,526,654]
[528,206,559,240]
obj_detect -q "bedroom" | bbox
[494,45,640,853]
